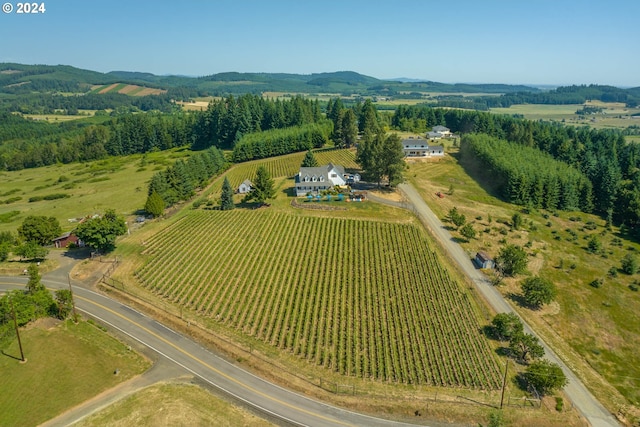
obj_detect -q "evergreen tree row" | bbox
[192,94,323,150]
[104,113,195,155]
[231,122,331,163]
[147,147,226,208]
[391,105,640,230]
[460,134,593,211]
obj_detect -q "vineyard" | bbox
[135,209,502,389]
[210,148,359,193]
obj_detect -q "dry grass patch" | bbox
[74,382,275,427]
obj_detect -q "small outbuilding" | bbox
[53,231,79,248]
[475,251,494,269]
[237,179,253,194]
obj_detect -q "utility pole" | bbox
[10,297,26,363]
[500,359,509,409]
[68,273,78,323]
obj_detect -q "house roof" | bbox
[429,145,444,151]
[432,125,450,132]
[476,251,493,262]
[299,163,345,178]
[53,231,74,242]
[240,179,253,187]
[402,139,428,148]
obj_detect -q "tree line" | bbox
[436,84,640,109]
[231,122,331,163]
[191,94,323,150]
[460,133,593,211]
[147,147,227,209]
[392,105,640,233]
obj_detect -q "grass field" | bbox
[490,102,640,133]
[0,319,149,427]
[74,382,274,427]
[0,148,191,234]
[406,152,640,420]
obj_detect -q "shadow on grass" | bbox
[1,350,23,362]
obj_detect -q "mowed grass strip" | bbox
[0,320,150,427]
[74,382,275,427]
[136,209,502,388]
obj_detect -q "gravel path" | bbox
[395,182,619,427]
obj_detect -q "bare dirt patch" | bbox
[25,317,62,331]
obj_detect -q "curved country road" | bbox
[1,264,425,427]
[395,183,619,427]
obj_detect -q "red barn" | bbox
[52,232,79,248]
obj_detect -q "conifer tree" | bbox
[301,150,318,168]
[243,166,276,206]
[220,177,235,210]
[145,191,165,217]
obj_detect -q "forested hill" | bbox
[437,84,640,110]
[0,63,541,98]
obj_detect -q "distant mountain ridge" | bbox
[0,63,543,97]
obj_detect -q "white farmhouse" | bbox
[402,138,445,158]
[295,163,347,196]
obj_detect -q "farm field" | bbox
[134,209,502,388]
[0,148,192,234]
[490,102,640,132]
[90,83,166,96]
[0,319,149,427]
[406,152,640,420]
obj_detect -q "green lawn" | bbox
[0,319,150,427]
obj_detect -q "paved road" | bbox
[396,183,620,427]
[1,272,424,427]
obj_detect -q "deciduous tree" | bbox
[509,332,545,363]
[460,222,476,240]
[491,313,523,341]
[521,276,556,308]
[75,209,127,253]
[524,360,568,395]
[495,244,528,277]
[17,216,62,246]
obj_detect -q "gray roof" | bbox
[298,163,345,180]
[432,125,450,132]
[240,179,253,187]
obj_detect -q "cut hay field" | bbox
[134,209,502,388]
[90,83,166,96]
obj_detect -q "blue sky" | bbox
[1,0,638,86]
